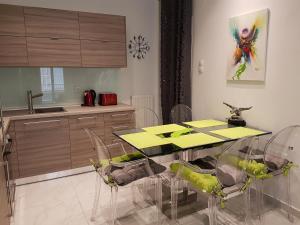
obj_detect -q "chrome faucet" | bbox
[27,90,43,114]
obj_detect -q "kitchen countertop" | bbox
[0,104,135,146]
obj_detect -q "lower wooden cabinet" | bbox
[0,160,10,225]
[15,118,71,177]
[8,110,135,178]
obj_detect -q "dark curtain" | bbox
[160,0,192,124]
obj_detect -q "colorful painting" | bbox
[227,9,269,81]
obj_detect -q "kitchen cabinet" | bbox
[0,4,25,36]
[0,36,28,66]
[15,117,71,177]
[79,12,127,67]
[0,4,127,67]
[69,114,105,168]
[81,40,127,67]
[79,12,126,42]
[0,160,10,225]
[26,37,81,67]
[24,7,79,39]
[7,123,19,179]
[104,111,135,157]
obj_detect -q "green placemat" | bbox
[210,127,265,139]
[167,133,223,148]
[143,124,188,134]
[184,120,227,128]
[120,132,171,149]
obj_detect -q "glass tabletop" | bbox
[113,120,271,157]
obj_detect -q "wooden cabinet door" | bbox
[81,40,126,67]
[0,161,10,225]
[27,37,81,67]
[69,114,105,168]
[24,7,79,39]
[79,12,126,42]
[15,118,71,178]
[79,12,127,67]
[0,4,25,36]
[0,36,28,66]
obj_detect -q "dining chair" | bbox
[135,107,160,128]
[169,136,269,225]
[85,129,165,225]
[170,104,192,124]
[250,125,300,225]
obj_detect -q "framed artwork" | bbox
[227,9,269,81]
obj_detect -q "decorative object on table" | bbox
[223,102,252,127]
[98,93,117,106]
[128,35,150,60]
[82,90,96,107]
[227,9,269,81]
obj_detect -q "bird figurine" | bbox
[223,102,253,126]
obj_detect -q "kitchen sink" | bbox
[34,107,65,113]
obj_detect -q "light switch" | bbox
[198,60,204,75]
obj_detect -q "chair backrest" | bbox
[264,125,300,171]
[216,137,258,187]
[135,107,160,129]
[84,128,116,162]
[170,104,192,123]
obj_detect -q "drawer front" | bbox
[69,114,104,130]
[15,117,69,132]
[104,111,134,124]
[104,122,135,139]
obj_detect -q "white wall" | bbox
[192,0,300,133]
[0,0,160,113]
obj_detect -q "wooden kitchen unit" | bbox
[3,105,135,179]
[0,3,127,68]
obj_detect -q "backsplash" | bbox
[0,67,128,109]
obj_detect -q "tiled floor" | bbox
[10,170,299,225]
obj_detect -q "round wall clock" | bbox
[128,35,150,60]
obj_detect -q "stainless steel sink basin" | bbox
[34,107,65,114]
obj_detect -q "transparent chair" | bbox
[254,125,300,225]
[85,129,164,225]
[170,104,192,124]
[170,137,262,225]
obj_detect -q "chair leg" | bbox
[110,185,118,225]
[171,177,179,223]
[208,195,217,225]
[287,173,294,223]
[91,173,102,221]
[154,176,163,224]
[255,179,264,225]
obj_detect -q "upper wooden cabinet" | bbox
[0,4,25,36]
[0,4,127,67]
[27,37,81,67]
[24,7,79,39]
[0,36,28,66]
[79,12,126,42]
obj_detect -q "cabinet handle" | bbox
[111,113,128,118]
[24,120,61,126]
[77,116,96,121]
[112,125,129,131]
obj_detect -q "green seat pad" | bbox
[224,155,271,179]
[100,151,145,167]
[170,163,220,193]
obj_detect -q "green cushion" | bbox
[170,163,220,193]
[224,155,271,179]
[100,151,145,167]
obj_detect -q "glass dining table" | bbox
[113,119,271,158]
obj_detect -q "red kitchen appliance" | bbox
[98,93,117,106]
[82,90,96,106]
